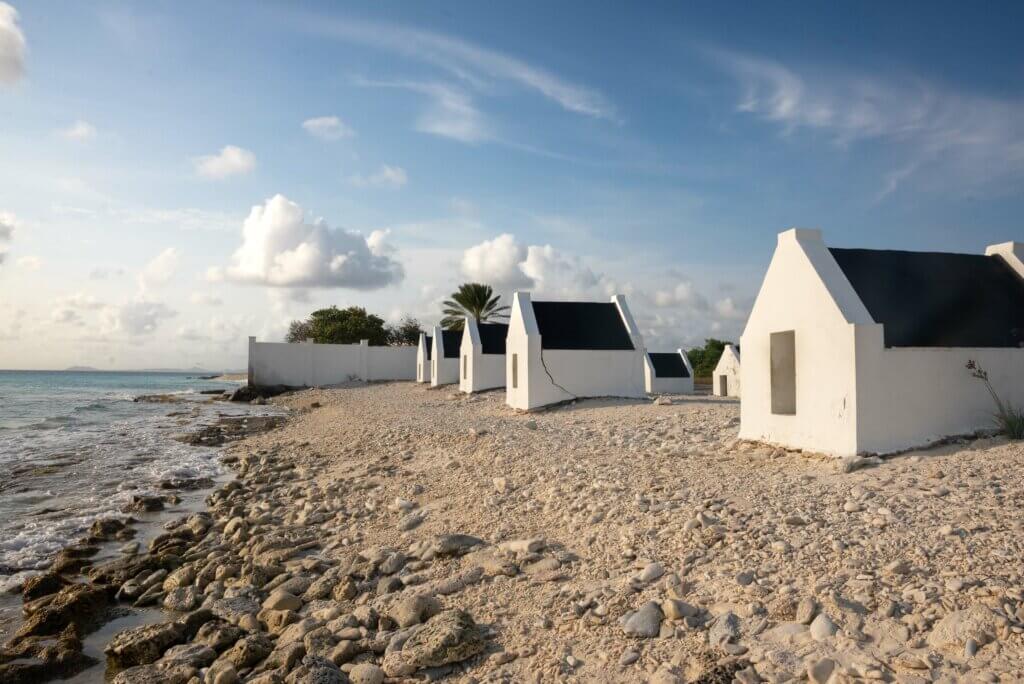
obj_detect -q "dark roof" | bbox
[531,301,635,351]
[648,352,690,378]
[830,248,1024,348]
[423,335,432,360]
[440,330,462,358]
[477,323,509,355]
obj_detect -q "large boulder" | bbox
[381,609,487,677]
[15,583,111,641]
[105,621,186,669]
[0,624,96,683]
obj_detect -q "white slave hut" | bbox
[740,228,1024,456]
[459,320,509,393]
[416,332,432,383]
[430,326,461,388]
[712,344,741,397]
[643,350,694,395]
[505,292,647,410]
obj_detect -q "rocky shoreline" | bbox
[4,381,1024,683]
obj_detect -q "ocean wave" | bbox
[27,415,78,430]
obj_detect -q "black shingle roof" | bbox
[423,335,432,360]
[648,352,690,378]
[441,330,462,358]
[477,323,509,355]
[830,248,1024,348]
[531,301,635,351]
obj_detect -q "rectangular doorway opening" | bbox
[770,330,796,415]
[718,375,728,396]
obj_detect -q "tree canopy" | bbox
[686,338,733,378]
[440,283,509,330]
[285,307,422,346]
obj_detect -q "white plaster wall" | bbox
[505,292,647,410]
[366,346,417,381]
[459,323,506,393]
[712,345,742,397]
[644,352,695,394]
[854,324,1024,454]
[739,229,864,456]
[416,334,431,383]
[430,326,459,387]
[249,340,415,386]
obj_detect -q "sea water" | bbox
[0,370,274,591]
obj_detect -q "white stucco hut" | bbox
[505,292,647,410]
[740,228,1024,457]
[459,319,509,393]
[643,350,694,395]
[416,332,432,383]
[712,344,741,397]
[429,326,461,387]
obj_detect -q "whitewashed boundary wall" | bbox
[247,337,416,387]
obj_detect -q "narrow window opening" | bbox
[770,331,796,415]
[511,354,518,389]
[463,355,467,379]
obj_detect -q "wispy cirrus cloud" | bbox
[350,164,408,189]
[710,48,1024,197]
[302,115,355,141]
[356,78,490,143]
[302,15,616,121]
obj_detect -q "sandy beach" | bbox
[4,381,1024,683]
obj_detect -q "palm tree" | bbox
[440,283,510,330]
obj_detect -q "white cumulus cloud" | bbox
[302,115,355,141]
[460,233,533,289]
[194,145,256,180]
[654,281,709,311]
[105,299,177,336]
[58,120,97,141]
[0,2,26,86]
[210,194,404,289]
[138,247,180,290]
[350,164,408,189]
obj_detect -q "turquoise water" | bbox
[0,370,268,589]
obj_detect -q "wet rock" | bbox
[20,572,71,601]
[0,625,96,682]
[122,494,165,514]
[381,609,487,677]
[163,586,201,612]
[15,583,111,641]
[105,621,186,668]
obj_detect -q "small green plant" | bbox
[967,360,1024,439]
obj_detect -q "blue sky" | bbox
[1,1,1023,369]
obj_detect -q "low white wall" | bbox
[855,325,1024,454]
[248,338,415,387]
[646,372,694,395]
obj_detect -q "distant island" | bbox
[64,366,101,371]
